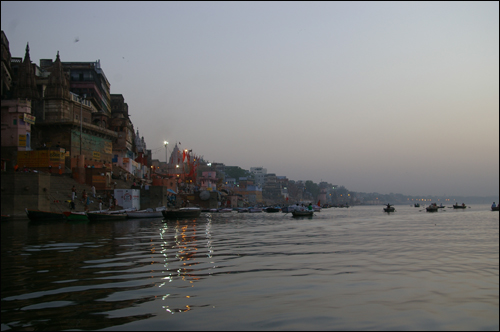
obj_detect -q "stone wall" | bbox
[1,172,51,216]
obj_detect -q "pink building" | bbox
[199,171,218,191]
[1,98,34,152]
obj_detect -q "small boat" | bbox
[237,208,249,213]
[126,206,165,218]
[281,206,296,213]
[248,207,263,213]
[25,208,66,222]
[383,207,395,212]
[87,212,128,221]
[437,203,445,209]
[414,203,420,207]
[291,210,314,217]
[162,207,202,220]
[492,206,499,211]
[452,204,467,209]
[426,203,439,212]
[63,211,89,221]
[265,207,281,213]
[217,208,233,213]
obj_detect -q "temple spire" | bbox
[13,42,39,100]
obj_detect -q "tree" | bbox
[305,180,320,201]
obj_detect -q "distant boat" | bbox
[491,206,499,211]
[453,204,467,209]
[414,203,420,207]
[248,207,263,213]
[383,206,395,213]
[426,203,439,212]
[265,207,281,213]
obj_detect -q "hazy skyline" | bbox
[2,1,498,197]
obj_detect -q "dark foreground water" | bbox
[1,205,498,331]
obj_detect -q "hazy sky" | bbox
[2,1,499,197]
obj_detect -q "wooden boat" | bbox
[87,212,128,221]
[63,211,89,221]
[414,203,420,207]
[491,206,499,211]
[237,208,249,213]
[25,208,66,222]
[126,206,165,218]
[452,204,467,209]
[426,204,439,212]
[217,208,233,213]
[383,207,395,212]
[281,206,296,213]
[162,207,202,220]
[265,207,281,213]
[248,207,263,213]
[292,210,314,217]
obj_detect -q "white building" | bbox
[250,167,267,187]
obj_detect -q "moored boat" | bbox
[63,211,89,221]
[414,203,420,207]
[126,206,165,218]
[291,210,314,217]
[25,208,66,222]
[87,212,128,221]
[162,207,202,220]
[265,206,281,213]
[248,207,263,213]
[452,204,467,209]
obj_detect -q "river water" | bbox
[1,205,498,331]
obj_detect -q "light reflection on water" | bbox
[1,205,498,330]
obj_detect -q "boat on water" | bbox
[414,203,420,207]
[248,207,263,213]
[217,208,233,213]
[126,206,166,218]
[63,211,89,221]
[281,206,296,213]
[25,208,66,222]
[383,207,395,212]
[265,206,281,213]
[162,207,202,220]
[87,211,128,221]
[291,210,314,217]
[426,203,439,212]
[492,206,499,211]
[237,208,249,213]
[452,204,467,209]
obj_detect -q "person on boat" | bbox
[307,203,313,211]
[462,203,465,207]
[386,203,391,209]
[492,202,496,209]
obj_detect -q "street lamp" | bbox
[79,94,86,155]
